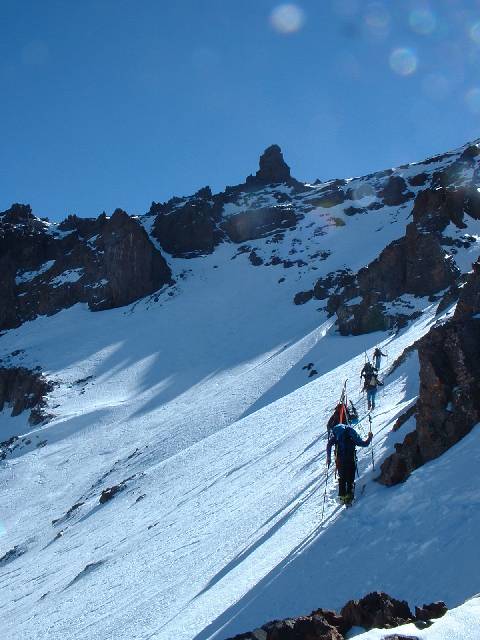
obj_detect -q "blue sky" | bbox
[2,0,480,221]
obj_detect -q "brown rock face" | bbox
[331,186,464,335]
[0,367,53,425]
[225,592,443,639]
[414,602,447,622]
[379,260,480,485]
[378,176,413,206]
[222,207,298,244]
[152,193,224,257]
[0,205,172,331]
[340,592,413,631]
[95,209,172,309]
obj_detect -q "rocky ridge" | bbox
[379,257,480,485]
[226,591,447,640]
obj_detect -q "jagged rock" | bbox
[378,176,413,206]
[414,602,447,622]
[340,592,413,630]
[0,544,27,567]
[226,594,448,640]
[294,290,313,305]
[0,205,172,330]
[404,223,459,295]
[246,145,292,186]
[408,172,428,187]
[313,270,355,306]
[379,260,480,485]
[1,203,35,225]
[332,195,460,335]
[0,367,53,425]
[261,614,343,640]
[94,209,172,309]
[99,484,124,504]
[222,207,298,244]
[392,404,416,432]
[249,250,264,266]
[152,197,224,257]
[461,144,480,160]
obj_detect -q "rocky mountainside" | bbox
[1,138,480,640]
[2,139,480,459]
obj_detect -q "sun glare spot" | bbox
[389,48,418,76]
[270,4,305,34]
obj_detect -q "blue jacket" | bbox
[327,423,371,463]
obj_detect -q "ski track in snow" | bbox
[1,150,480,638]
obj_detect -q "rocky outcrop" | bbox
[340,592,413,630]
[0,205,172,331]
[245,144,300,188]
[379,259,480,485]
[0,367,53,425]
[151,191,225,257]
[95,209,172,309]
[226,592,447,640]
[223,207,298,244]
[331,186,465,335]
[378,176,413,206]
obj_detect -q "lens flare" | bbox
[351,183,375,201]
[389,48,418,76]
[364,2,390,39]
[365,2,390,29]
[470,22,480,45]
[270,4,305,34]
[465,88,480,114]
[409,9,436,35]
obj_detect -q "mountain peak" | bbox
[246,144,292,186]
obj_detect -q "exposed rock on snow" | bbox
[222,206,298,244]
[151,194,224,257]
[0,204,172,330]
[378,176,413,207]
[379,259,480,485]
[340,592,413,631]
[331,186,467,335]
[0,366,53,424]
[225,592,447,640]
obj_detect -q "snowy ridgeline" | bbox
[1,141,480,640]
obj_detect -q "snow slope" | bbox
[356,595,480,640]
[1,145,480,640]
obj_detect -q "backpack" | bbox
[332,424,355,462]
[347,402,358,424]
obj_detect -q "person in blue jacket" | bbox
[326,419,372,505]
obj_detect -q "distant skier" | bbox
[362,369,383,410]
[373,347,387,371]
[326,419,372,506]
[360,360,376,382]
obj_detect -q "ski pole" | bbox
[368,414,375,470]
[321,464,329,522]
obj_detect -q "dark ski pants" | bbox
[337,458,356,498]
[367,388,377,409]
